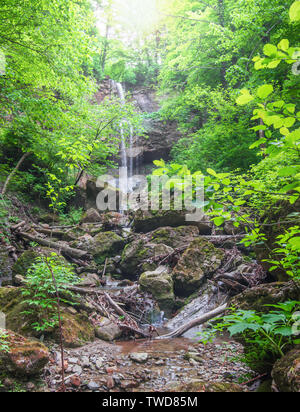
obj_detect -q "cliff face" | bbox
[93,79,182,172]
[129,86,182,168]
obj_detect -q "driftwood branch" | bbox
[18,232,87,259]
[156,304,228,340]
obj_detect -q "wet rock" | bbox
[0,330,49,376]
[172,238,225,297]
[80,208,101,223]
[139,266,175,315]
[272,349,300,392]
[166,283,226,335]
[95,317,123,342]
[231,280,300,313]
[120,238,174,278]
[130,353,149,363]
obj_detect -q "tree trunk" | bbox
[156,304,227,340]
[1,152,31,195]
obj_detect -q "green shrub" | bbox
[21,255,79,333]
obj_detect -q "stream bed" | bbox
[46,335,257,392]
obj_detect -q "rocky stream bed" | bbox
[0,204,299,392]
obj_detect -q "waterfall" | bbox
[111,80,136,212]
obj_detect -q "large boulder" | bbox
[80,208,101,223]
[90,232,125,264]
[74,231,125,265]
[149,226,199,249]
[0,330,49,376]
[95,317,123,341]
[139,266,175,315]
[272,349,300,392]
[172,238,225,297]
[12,248,70,283]
[132,210,211,234]
[0,287,95,348]
[120,239,174,278]
[231,281,300,313]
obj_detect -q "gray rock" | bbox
[87,381,100,391]
[72,365,82,375]
[130,353,149,363]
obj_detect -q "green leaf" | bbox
[213,217,225,226]
[263,44,277,57]
[257,84,274,99]
[290,1,300,22]
[278,166,299,176]
[207,168,218,177]
[277,39,290,51]
[236,89,254,105]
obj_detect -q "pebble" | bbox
[130,352,149,363]
[72,365,83,375]
[87,381,100,391]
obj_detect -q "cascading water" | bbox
[111,80,136,203]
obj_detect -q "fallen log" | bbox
[155,304,228,340]
[18,232,87,259]
[104,292,130,320]
[66,285,104,295]
[34,227,77,241]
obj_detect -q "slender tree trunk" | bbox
[1,152,31,195]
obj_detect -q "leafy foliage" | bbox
[21,255,79,332]
[0,330,9,353]
[198,301,300,369]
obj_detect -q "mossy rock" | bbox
[80,208,101,223]
[231,281,300,313]
[0,330,49,377]
[12,248,70,281]
[133,209,211,234]
[0,287,94,348]
[172,238,225,297]
[139,266,175,315]
[57,312,95,348]
[150,226,199,249]
[272,348,300,392]
[120,239,174,279]
[90,231,125,264]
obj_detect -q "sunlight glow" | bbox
[115,0,159,34]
